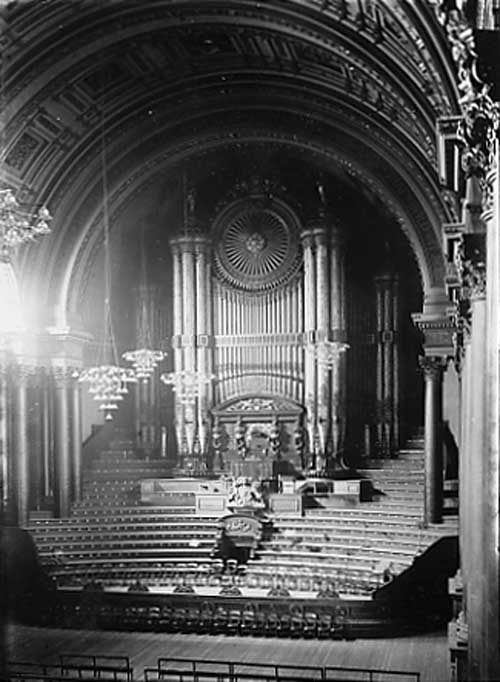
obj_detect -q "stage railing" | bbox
[155,657,420,682]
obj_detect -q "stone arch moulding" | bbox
[38,126,444,331]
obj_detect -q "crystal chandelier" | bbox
[160,369,214,406]
[78,364,136,420]
[309,340,350,369]
[123,347,165,382]
[0,188,52,262]
[122,226,165,382]
[77,106,136,420]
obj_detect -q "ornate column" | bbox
[314,226,330,470]
[419,356,446,525]
[195,236,211,462]
[41,377,53,499]
[53,367,72,518]
[170,239,185,460]
[456,115,497,680]
[71,379,82,503]
[481,139,500,682]
[180,233,196,458]
[30,369,45,512]
[11,365,31,526]
[330,223,346,460]
[301,229,317,464]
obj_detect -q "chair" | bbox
[278,612,291,637]
[212,606,228,634]
[170,607,187,632]
[289,606,304,638]
[183,606,200,633]
[303,610,318,638]
[199,603,213,633]
[240,604,257,636]
[227,608,242,635]
[264,609,280,637]
[317,613,333,639]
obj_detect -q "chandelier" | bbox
[122,225,165,382]
[123,348,165,382]
[309,340,350,369]
[78,364,136,420]
[77,105,136,420]
[160,369,214,406]
[0,188,52,262]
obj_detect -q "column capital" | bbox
[300,229,315,250]
[9,363,38,381]
[419,355,447,381]
[52,365,79,387]
[412,313,455,357]
[313,228,328,248]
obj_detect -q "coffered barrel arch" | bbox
[3,0,459,326]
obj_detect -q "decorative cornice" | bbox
[412,312,455,357]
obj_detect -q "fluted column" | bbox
[301,230,317,463]
[53,368,72,518]
[181,236,196,457]
[30,370,45,512]
[480,145,500,682]
[11,366,31,526]
[42,379,52,499]
[330,223,345,460]
[71,380,82,503]
[195,237,211,461]
[420,356,446,525]
[315,227,330,469]
[170,240,185,459]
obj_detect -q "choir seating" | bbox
[26,436,221,590]
[23,430,457,639]
[244,433,457,595]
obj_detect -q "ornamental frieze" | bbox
[223,397,300,414]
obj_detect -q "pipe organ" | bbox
[213,282,303,405]
[168,186,350,473]
[133,285,165,455]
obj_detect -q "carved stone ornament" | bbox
[224,396,299,413]
[434,0,500,215]
[212,195,301,293]
[419,355,447,381]
[455,233,486,300]
[449,297,472,373]
[458,94,500,179]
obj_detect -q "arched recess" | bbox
[21,115,447,332]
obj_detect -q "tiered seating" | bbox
[27,430,457,600]
[244,433,457,595]
[27,435,220,589]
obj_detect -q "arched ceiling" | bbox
[1,0,461,328]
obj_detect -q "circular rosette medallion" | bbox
[213,197,301,292]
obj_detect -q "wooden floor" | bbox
[3,623,450,682]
